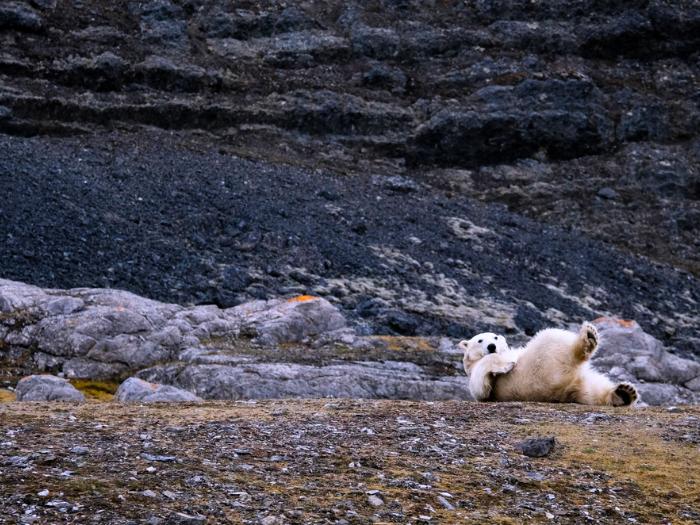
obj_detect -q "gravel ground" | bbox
[1,400,699,524]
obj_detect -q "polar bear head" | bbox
[458,332,510,365]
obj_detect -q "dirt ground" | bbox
[1,399,698,524]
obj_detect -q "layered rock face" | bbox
[2,279,698,404]
[0,2,698,364]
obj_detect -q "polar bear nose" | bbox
[487,343,496,353]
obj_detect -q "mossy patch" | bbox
[69,379,119,401]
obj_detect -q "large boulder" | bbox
[0,279,350,380]
[408,79,614,168]
[115,377,201,403]
[15,374,85,402]
[137,361,468,401]
[0,2,43,31]
[592,317,700,405]
[232,295,347,345]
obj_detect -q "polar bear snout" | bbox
[487,343,497,353]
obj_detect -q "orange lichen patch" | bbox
[373,336,436,352]
[593,317,637,328]
[0,389,16,403]
[287,295,318,303]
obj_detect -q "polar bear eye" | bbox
[478,339,483,343]
[494,336,498,340]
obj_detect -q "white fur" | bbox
[460,323,638,406]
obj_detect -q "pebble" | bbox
[141,453,176,462]
[260,517,283,525]
[367,494,384,507]
[597,187,619,200]
[142,490,157,498]
[169,512,206,525]
[69,446,89,455]
[518,436,556,457]
[37,489,49,497]
[436,495,455,510]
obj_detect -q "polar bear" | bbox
[459,322,638,406]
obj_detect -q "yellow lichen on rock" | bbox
[68,379,119,401]
[0,389,15,403]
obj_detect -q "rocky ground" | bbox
[1,400,699,524]
[0,0,699,357]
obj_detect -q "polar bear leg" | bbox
[572,322,599,362]
[575,367,638,406]
[468,355,515,401]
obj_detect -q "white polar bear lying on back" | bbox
[459,322,638,406]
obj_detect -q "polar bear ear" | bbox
[457,340,469,352]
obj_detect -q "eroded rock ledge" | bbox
[1,278,698,405]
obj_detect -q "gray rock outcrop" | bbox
[2,278,699,404]
[15,374,85,402]
[592,317,700,405]
[0,278,345,380]
[114,377,201,403]
[137,360,469,401]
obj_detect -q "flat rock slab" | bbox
[14,374,85,402]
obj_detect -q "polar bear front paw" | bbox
[611,382,638,406]
[492,361,515,375]
[578,322,599,358]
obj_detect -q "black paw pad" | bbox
[614,384,638,406]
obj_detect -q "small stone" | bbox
[436,495,455,510]
[141,453,176,462]
[545,512,555,520]
[367,494,384,507]
[142,490,157,498]
[517,437,556,457]
[69,446,89,455]
[37,489,49,497]
[168,513,206,525]
[5,456,31,468]
[162,490,177,500]
[260,517,283,525]
[666,406,681,413]
[597,187,619,200]
[146,466,157,473]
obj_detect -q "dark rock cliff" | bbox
[0,1,698,356]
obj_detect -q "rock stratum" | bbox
[1,278,699,405]
[0,0,699,361]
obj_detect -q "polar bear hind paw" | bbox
[612,382,638,406]
[578,322,599,358]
